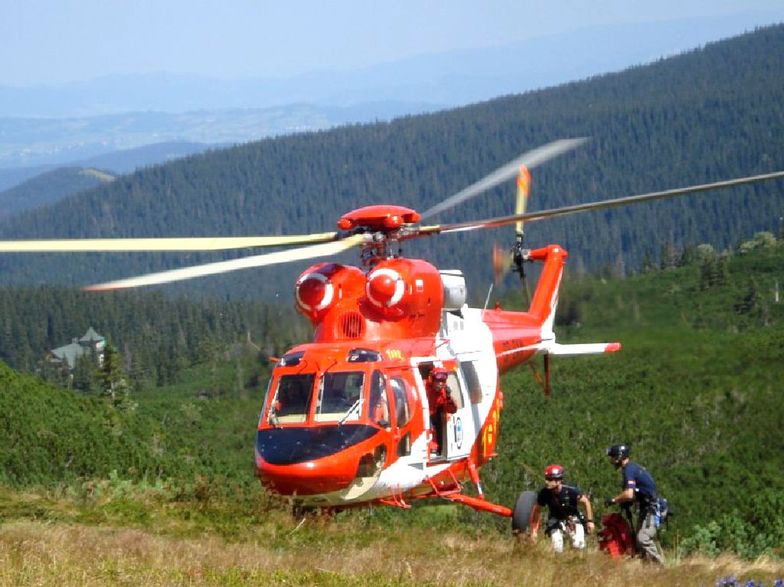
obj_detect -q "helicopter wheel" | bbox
[511,490,537,534]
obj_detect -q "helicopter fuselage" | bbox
[254,243,586,512]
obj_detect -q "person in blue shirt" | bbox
[605,443,664,564]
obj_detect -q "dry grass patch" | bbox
[1,520,783,586]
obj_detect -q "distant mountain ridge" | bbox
[1,25,783,300]
[0,141,216,195]
[2,10,782,118]
[0,167,114,219]
[0,102,440,170]
[1,10,782,174]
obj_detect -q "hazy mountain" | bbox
[0,141,216,193]
[0,167,115,219]
[1,25,783,301]
[1,10,782,175]
[1,10,781,119]
[0,102,441,170]
[74,140,222,173]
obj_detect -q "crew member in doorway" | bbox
[426,367,456,455]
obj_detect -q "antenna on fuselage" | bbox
[482,282,494,314]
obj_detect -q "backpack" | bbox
[598,512,636,558]
[654,497,671,529]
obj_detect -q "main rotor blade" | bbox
[84,234,368,291]
[0,232,338,253]
[426,170,784,235]
[420,138,587,220]
[514,165,532,236]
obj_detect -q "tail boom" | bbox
[482,243,621,374]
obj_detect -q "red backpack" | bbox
[598,512,636,558]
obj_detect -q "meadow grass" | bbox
[1,487,783,586]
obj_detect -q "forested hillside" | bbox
[484,235,784,558]
[1,235,782,563]
[0,167,113,219]
[1,26,783,300]
[0,354,268,490]
[0,286,308,384]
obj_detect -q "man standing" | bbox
[529,464,595,553]
[605,443,664,564]
[426,367,457,455]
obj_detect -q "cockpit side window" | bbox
[370,370,390,427]
[269,374,314,424]
[258,377,273,427]
[459,361,483,404]
[315,371,365,423]
[389,377,410,427]
[445,371,464,410]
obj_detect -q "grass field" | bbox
[1,514,783,586]
[1,485,783,586]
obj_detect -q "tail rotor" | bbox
[493,165,534,302]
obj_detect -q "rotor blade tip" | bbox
[83,284,123,293]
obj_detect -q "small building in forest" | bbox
[47,326,106,370]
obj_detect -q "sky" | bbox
[1,0,784,86]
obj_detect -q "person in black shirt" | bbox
[529,464,594,553]
[605,443,664,564]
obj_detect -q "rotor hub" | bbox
[337,204,420,236]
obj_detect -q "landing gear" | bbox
[511,490,537,533]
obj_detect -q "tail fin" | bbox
[527,245,567,335]
[527,244,621,357]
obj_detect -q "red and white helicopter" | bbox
[2,139,782,522]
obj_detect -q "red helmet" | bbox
[430,367,448,382]
[544,464,564,480]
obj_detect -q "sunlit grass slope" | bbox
[1,485,783,587]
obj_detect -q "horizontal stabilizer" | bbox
[545,342,621,356]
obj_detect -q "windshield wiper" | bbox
[268,406,280,427]
[338,399,362,425]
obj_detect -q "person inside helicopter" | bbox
[269,373,314,424]
[425,367,457,456]
[369,371,391,428]
[317,371,364,422]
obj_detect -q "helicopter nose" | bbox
[256,457,356,495]
[255,424,381,496]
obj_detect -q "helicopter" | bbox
[1,139,783,523]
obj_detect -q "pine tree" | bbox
[660,241,678,270]
[73,353,96,393]
[678,244,698,267]
[734,281,759,316]
[96,343,131,409]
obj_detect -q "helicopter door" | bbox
[444,371,474,460]
[386,374,414,458]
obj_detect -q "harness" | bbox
[541,484,585,528]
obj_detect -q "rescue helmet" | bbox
[606,443,630,463]
[544,464,565,480]
[430,367,448,382]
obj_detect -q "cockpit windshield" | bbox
[265,367,377,426]
[268,373,315,424]
[315,371,365,423]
